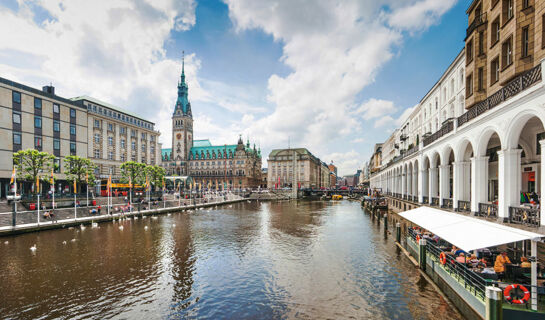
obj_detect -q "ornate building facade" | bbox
[161,57,262,189]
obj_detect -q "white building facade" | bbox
[370,52,545,230]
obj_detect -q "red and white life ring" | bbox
[504,284,530,305]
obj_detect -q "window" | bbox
[70,142,76,154]
[522,26,530,58]
[141,132,146,139]
[466,74,473,96]
[34,98,42,109]
[121,154,126,162]
[52,103,60,114]
[491,17,500,45]
[478,31,484,55]
[151,135,155,142]
[108,123,113,131]
[13,133,21,145]
[502,36,513,68]
[466,39,473,61]
[141,144,146,152]
[108,151,113,160]
[53,120,60,132]
[94,119,100,128]
[523,0,530,9]
[503,0,513,21]
[34,116,42,128]
[150,145,155,153]
[35,136,42,148]
[94,133,100,143]
[478,67,484,91]
[131,141,136,151]
[94,149,100,158]
[53,139,60,150]
[12,91,21,104]
[131,155,136,161]
[491,57,500,84]
[120,127,126,134]
[131,129,136,137]
[121,139,126,148]
[13,112,21,124]
[70,124,76,135]
[108,136,113,146]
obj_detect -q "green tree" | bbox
[63,155,97,192]
[145,165,166,191]
[120,161,146,186]
[13,149,55,193]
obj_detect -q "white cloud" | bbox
[224,0,454,174]
[374,115,394,128]
[356,98,397,120]
[323,150,366,176]
[387,0,457,32]
[395,104,417,126]
[0,0,197,147]
[351,137,365,143]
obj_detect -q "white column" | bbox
[429,167,438,203]
[471,156,488,214]
[412,169,418,198]
[452,161,464,210]
[401,171,406,198]
[439,164,450,206]
[498,149,521,221]
[407,169,412,198]
[418,167,425,203]
[462,161,471,201]
[541,140,545,226]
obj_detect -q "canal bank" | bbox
[0,196,246,237]
[363,201,544,320]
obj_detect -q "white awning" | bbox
[398,206,544,252]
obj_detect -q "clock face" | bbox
[176,133,182,139]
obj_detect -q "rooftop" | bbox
[70,95,152,124]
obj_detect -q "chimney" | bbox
[42,84,55,95]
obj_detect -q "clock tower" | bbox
[171,52,193,175]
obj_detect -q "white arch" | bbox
[475,125,503,157]
[505,107,545,149]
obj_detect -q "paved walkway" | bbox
[0,195,245,236]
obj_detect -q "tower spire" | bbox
[181,50,185,83]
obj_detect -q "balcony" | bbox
[509,206,540,228]
[458,64,542,127]
[423,119,454,147]
[466,12,487,39]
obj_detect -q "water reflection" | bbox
[0,201,464,319]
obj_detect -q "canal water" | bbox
[0,200,463,319]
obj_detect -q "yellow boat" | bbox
[332,194,343,200]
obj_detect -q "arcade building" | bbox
[161,57,262,189]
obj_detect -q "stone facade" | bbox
[267,148,331,189]
[161,58,262,189]
[71,96,161,180]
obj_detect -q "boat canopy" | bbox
[398,206,544,252]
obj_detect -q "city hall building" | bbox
[369,0,545,231]
[161,58,262,189]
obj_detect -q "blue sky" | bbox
[0,0,469,175]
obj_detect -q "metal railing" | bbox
[458,64,542,127]
[423,119,454,147]
[422,196,429,204]
[477,203,497,218]
[509,206,540,227]
[466,12,487,39]
[431,197,440,206]
[458,200,471,212]
[442,198,453,209]
[425,240,487,300]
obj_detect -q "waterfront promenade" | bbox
[0,193,245,236]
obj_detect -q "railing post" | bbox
[419,238,427,271]
[485,286,503,320]
[396,222,401,243]
[383,213,388,230]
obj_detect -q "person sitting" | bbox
[494,252,511,276]
[521,257,531,268]
[456,253,466,264]
[467,254,479,266]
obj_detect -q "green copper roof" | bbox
[174,54,192,116]
[193,139,212,147]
